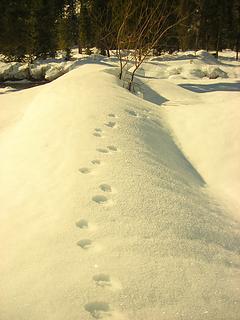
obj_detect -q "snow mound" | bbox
[0,64,240,320]
[166,66,182,76]
[44,63,66,81]
[180,65,206,79]
[0,62,29,80]
[29,64,48,80]
[141,60,230,80]
[206,66,228,79]
[0,50,237,84]
[0,60,76,82]
[128,66,145,77]
[180,65,228,80]
[165,88,240,215]
[196,50,219,64]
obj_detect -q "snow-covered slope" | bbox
[166,85,240,216]
[129,50,240,80]
[140,75,240,217]
[0,63,240,320]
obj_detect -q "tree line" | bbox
[0,0,239,62]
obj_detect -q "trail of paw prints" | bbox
[91,194,113,207]
[85,301,125,319]
[92,195,108,204]
[78,161,101,176]
[84,302,111,319]
[93,273,122,291]
[93,274,111,288]
[96,146,118,154]
[99,184,112,193]
[108,113,117,118]
[125,109,138,117]
[92,183,115,205]
[77,237,102,252]
[125,108,151,119]
[76,219,89,229]
[79,167,92,174]
[125,108,151,120]
[79,114,125,319]
[92,159,101,165]
[75,219,94,252]
[96,147,109,154]
[105,121,116,128]
[93,128,103,138]
[77,239,92,250]
[107,145,118,152]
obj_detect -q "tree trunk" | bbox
[205,34,209,52]
[128,69,136,92]
[78,43,82,54]
[118,49,123,79]
[215,32,221,59]
[236,33,240,61]
[100,47,106,56]
[195,29,199,53]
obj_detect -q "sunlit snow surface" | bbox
[0,52,240,320]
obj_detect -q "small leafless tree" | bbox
[114,0,187,91]
[111,0,136,79]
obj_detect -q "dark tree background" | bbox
[0,0,239,61]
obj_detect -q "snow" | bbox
[166,83,240,216]
[0,60,73,81]
[0,50,238,83]
[0,52,240,320]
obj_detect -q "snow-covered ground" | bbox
[0,52,240,320]
[0,49,239,85]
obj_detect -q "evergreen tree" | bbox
[57,0,79,59]
[232,0,240,60]
[79,0,92,54]
[0,0,36,61]
[89,0,112,56]
[0,0,239,62]
[34,0,62,59]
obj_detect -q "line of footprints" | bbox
[77,113,121,319]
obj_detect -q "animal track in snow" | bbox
[93,132,102,137]
[108,113,116,118]
[96,148,109,154]
[92,195,108,204]
[125,109,138,117]
[76,219,88,229]
[79,167,91,174]
[92,159,101,165]
[95,128,102,132]
[84,302,111,319]
[77,239,92,250]
[105,121,116,128]
[99,184,112,193]
[107,145,118,152]
[93,274,122,292]
[93,274,111,287]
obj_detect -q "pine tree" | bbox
[0,0,36,61]
[232,0,240,60]
[57,0,79,60]
[0,0,239,62]
[79,0,92,54]
[89,0,111,56]
[34,0,61,59]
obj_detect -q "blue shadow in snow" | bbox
[179,82,240,93]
